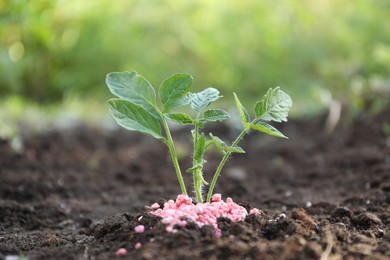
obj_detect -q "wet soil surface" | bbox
[0,108,389,259]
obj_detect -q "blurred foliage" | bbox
[1,0,390,116]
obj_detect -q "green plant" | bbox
[106,71,292,203]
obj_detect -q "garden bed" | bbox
[0,107,389,259]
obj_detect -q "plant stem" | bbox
[206,127,249,202]
[161,117,187,195]
[194,169,203,203]
[193,113,203,202]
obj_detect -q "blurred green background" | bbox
[1,0,390,132]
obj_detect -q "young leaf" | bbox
[108,99,163,140]
[194,133,206,162]
[106,71,160,119]
[233,93,250,127]
[186,163,203,173]
[251,121,287,138]
[206,133,225,152]
[227,146,246,153]
[165,113,194,125]
[203,109,231,122]
[159,74,193,113]
[188,88,221,112]
[255,87,292,122]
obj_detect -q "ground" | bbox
[0,107,389,259]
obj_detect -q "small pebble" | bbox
[226,167,247,181]
[5,256,20,260]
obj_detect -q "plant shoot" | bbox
[106,71,292,203]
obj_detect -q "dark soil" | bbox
[0,107,389,259]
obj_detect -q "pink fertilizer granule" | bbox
[115,248,127,256]
[150,202,160,210]
[150,194,261,237]
[134,225,145,233]
[249,208,261,215]
[134,242,142,249]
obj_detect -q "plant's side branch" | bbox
[161,116,187,195]
[206,123,253,202]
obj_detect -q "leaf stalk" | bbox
[206,121,253,202]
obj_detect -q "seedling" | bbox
[106,71,292,203]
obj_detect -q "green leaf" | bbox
[255,87,292,122]
[106,71,160,119]
[251,121,288,138]
[194,133,206,162]
[203,109,231,122]
[159,73,193,113]
[108,99,163,140]
[188,88,221,112]
[165,113,193,125]
[227,146,246,153]
[233,93,250,127]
